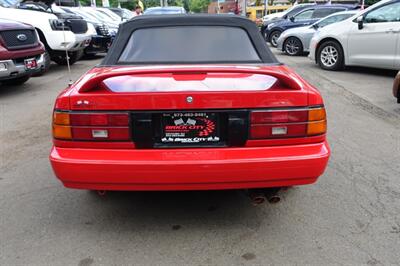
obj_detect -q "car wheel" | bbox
[317,41,344,71]
[52,51,82,66]
[1,75,30,86]
[262,28,268,41]
[269,30,281,47]
[32,49,51,77]
[284,37,303,56]
[397,88,400,103]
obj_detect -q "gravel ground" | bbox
[0,52,399,266]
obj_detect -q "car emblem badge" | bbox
[75,100,90,106]
[16,34,27,42]
[186,96,193,103]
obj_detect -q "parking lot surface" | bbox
[1,53,399,265]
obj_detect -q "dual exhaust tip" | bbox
[96,187,284,206]
[248,188,283,206]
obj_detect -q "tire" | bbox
[1,75,30,86]
[269,30,282,47]
[317,41,344,71]
[52,50,82,66]
[397,88,400,103]
[261,27,268,41]
[283,37,303,56]
[32,49,51,77]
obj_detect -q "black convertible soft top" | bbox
[101,14,279,65]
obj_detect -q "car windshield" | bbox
[122,9,133,18]
[118,26,261,64]
[0,0,14,7]
[17,2,50,12]
[284,5,302,14]
[50,4,66,13]
[286,4,313,17]
[68,8,100,22]
[83,8,114,22]
[98,9,121,20]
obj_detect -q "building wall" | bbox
[208,1,238,14]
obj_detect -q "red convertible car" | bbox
[50,15,330,196]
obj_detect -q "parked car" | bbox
[394,71,400,103]
[266,4,356,47]
[49,15,330,197]
[80,6,120,36]
[0,18,45,85]
[0,0,91,67]
[61,7,112,56]
[309,0,400,71]
[143,6,186,15]
[108,7,133,21]
[96,7,124,22]
[261,3,316,39]
[276,10,358,56]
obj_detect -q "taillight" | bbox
[53,111,130,141]
[250,107,326,139]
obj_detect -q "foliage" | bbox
[78,0,195,11]
[79,0,384,13]
[364,0,380,5]
[187,0,209,13]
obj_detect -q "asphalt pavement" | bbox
[0,52,399,265]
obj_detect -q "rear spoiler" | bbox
[74,66,305,93]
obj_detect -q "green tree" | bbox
[365,0,380,5]
[188,0,209,13]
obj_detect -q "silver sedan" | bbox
[276,10,358,56]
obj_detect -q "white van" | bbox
[309,0,400,70]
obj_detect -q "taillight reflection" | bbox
[52,111,130,141]
[70,113,129,126]
[250,107,326,139]
[251,110,308,124]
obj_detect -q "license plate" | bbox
[161,112,220,144]
[24,58,37,70]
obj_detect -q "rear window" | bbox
[102,73,277,92]
[118,26,262,64]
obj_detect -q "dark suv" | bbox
[0,18,45,85]
[261,4,316,40]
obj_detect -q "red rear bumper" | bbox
[50,141,330,191]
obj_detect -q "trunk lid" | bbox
[69,65,309,111]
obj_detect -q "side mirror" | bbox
[312,23,319,29]
[283,14,287,19]
[357,16,364,30]
[289,16,295,22]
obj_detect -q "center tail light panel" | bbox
[52,106,327,147]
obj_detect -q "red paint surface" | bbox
[50,65,330,191]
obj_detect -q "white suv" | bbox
[309,0,400,71]
[0,0,92,69]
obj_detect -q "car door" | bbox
[347,1,400,69]
[396,29,400,69]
